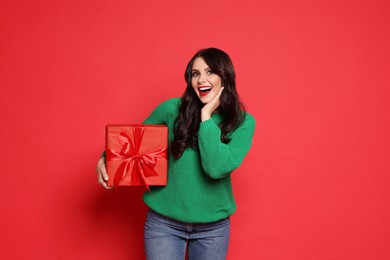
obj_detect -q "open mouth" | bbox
[198,86,212,97]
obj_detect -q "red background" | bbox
[1,0,389,259]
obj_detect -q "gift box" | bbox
[105,124,168,189]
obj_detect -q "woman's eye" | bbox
[192,72,199,77]
[207,70,214,75]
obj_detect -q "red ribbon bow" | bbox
[106,127,167,190]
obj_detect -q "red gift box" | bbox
[105,124,168,189]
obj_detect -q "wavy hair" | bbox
[171,48,246,159]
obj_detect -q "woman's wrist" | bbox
[201,111,211,122]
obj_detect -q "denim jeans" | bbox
[144,209,230,260]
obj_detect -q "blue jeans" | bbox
[144,209,230,260]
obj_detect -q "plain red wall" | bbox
[1,0,389,259]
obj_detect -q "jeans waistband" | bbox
[147,209,230,226]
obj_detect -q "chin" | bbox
[196,92,215,104]
[200,98,212,105]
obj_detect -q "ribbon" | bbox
[106,127,167,191]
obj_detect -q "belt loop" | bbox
[186,223,193,232]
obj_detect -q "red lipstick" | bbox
[198,86,212,97]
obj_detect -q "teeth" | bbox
[199,87,212,91]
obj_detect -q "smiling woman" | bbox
[97,47,256,259]
[172,48,248,159]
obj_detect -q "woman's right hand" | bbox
[201,87,224,122]
[97,156,113,189]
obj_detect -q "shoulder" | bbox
[153,97,181,117]
[155,97,181,111]
[228,112,256,135]
[226,111,256,137]
[158,97,181,108]
[241,112,256,127]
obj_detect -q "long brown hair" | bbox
[171,48,246,159]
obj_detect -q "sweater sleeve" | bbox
[198,113,256,179]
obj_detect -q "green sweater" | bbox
[142,98,256,223]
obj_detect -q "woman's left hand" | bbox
[201,87,224,122]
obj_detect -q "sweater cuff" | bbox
[199,118,218,131]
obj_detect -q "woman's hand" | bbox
[201,87,224,122]
[97,156,113,189]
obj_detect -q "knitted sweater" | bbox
[142,98,255,223]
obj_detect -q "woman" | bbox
[97,47,256,259]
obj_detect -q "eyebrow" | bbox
[192,67,211,71]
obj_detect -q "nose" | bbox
[198,72,208,84]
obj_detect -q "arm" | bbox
[198,114,256,179]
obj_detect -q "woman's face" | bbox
[191,57,222,104]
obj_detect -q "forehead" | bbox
[192,57,209,70]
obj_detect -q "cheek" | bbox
[212,76,222,88]
[191,78,197,89]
